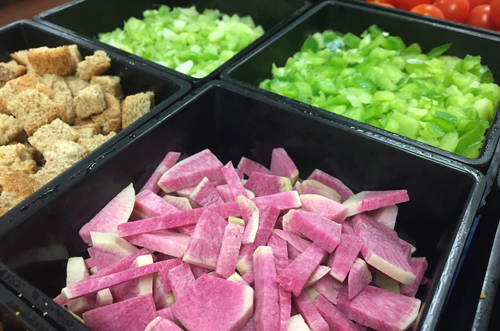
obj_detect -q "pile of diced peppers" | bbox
[259,25,500,158]
[98,6,264,78]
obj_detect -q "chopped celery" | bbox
[259,25,500,158]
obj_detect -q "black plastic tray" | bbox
[0,279,59,331]
[0,20,190,230]
[0,80,485,331]
[221,0,500,174]
[33,0,311,87]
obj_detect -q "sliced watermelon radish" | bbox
[208,201,242,219]
[366,205,398,230]
[307,169,354,203]
[216,185,255,202]
[216,217,245,278]
[237,157,272,177]
[238,196,260,244]
[175,185,197,198]
[287,314,311,331]
[63,259,182,300]
[189,264,211,279]
[242,270,254,286]
[158,149,224,193]
[140,151,180,194]
[288,245,302,260]
[266,232,289,274]
[168,262,195,300]
[243,172,292,197]
[253,191,302,212]
[90,248,154,280]
[281,211,304,238]
[348,258,372,300]
[172,274,254,331]
[341,218,356,236]
[183,208,227,270]
[270,148,299,185]
[222,161,249,200]
[153,273,175,310]
[273,229,312,254]
[293,182,301,193]
[79,183,135,244]
[305,265,332,288]
[117,208,204,237]
[304,287,321,302]
[276,243,327,296]
[96,288,113,307]
[133,189,180,219]
[373,271,400,294]
[91,232,139,270]
[126,230,190,258]
[328,234,364,283]
[336,286,421,331]
[312,294,359,331]
[300,194,348,223]
[343,190,409,217]
[157,307,175,321]
[253,246,280,331]
[189,177,226,206]
[292,291,329,331]
[227,272,250,287]
[240,315,256,331]
[311,274,342,305]
[399,238,416,262]
[144,316,183,331]
[400,257,428,297]
[285,210,341,253]
[162,195,192,211]
[279,287,292,331]
[352,214,415,285]
[111,254,154,303]
[82,293,157,331]
[65,257,95,316]
[158,259,182,294]
[300,180,341,202]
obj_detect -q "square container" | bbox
[0,20,190,229]
[34,0,311,86]
[0,81,485,331]
[222,0,500,173]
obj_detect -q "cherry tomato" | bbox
[377,2,397,6]
[468,0,491,9]
[396,0,432,11]
[491,0,500,27]
[411,4,446,17]
[465,5,498,29]
[366,0,397,5]
[433,0,470,22]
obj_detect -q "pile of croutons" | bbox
[0,45,155,216]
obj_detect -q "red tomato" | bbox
[366,0,397,5]
[465,5,498,29]
[411,4,446,17]
[377,2,397,6]
[491,0,500,27]
[433,0,470,22]
[468,0,491,9]
[396,0,432,11]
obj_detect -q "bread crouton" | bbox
[90,75,124,100]
[64,76,89,97]
[0,114,23,145]
[121,91,155,129]
[91,93,121,134]
[10,50,35,74]
[27,46,76,76]
[0,66,13,88]
[73,116,94,126]
[28,118,79,153]
[6,74,53,97]
[38,74,75,124]
[1,60,27,78]
[78,132,116,155]
[9,89,65,136]
[30,140,85,187]
[73,84,106,119]
[0,144,37,176]
[0,171,40,211]
[76,51,111,80]
[68,45,83,68]
[0,94,8,116]
[73,123,101,139]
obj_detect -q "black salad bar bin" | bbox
[221,0,500,174]
[33,0,312,86]
[0,81,486,330]
[0,20,190,227]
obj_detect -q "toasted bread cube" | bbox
[38,74,75,124]
[121,91,155,129]
[31,140,86,187]
[90,75,124,100]
[10,50,35,74]
[0,114,22,145]
[91,93,121,134]
[0,144,37,176]
[74,116,94,126]
[28,118,79,153]
[9,89,65,136]
[73,84,106,119]
[78,132,116,155]
[1,60,27,78]
[0,66,13,88]
[74,123,101,139]
[68,45,83,65]
[76,50,111,80]
[27,46,76,76]
[0,171,40,211]
[0,94,8,116]
[64,76,89,97]
[6,74,53,97]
